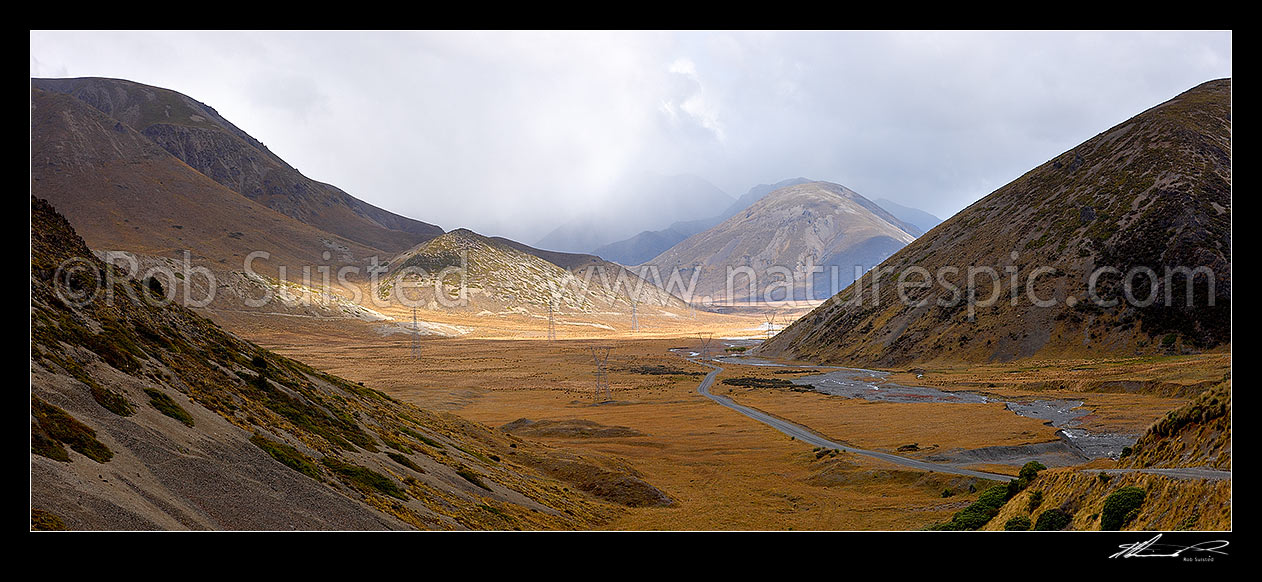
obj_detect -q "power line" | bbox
[547,298,557,341]
[411,306,422,360]
[590,346,612,402]
[697,332,713,361]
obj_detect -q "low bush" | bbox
[386,451,424,473]
[1034,508,1072,531]
[455,464,492,491]
[1018,461,1047,482]
[144,387,195,427]
[31,397,113,463]
[1101,487,1147,530]
[1027,490,1044,512]
[251,434,321,480]
[321,456,407,499]
[1004,515,1032,531]
[932,484,1014,530]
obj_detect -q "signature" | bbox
[1110,534,1229,559]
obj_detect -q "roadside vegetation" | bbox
[928,461,1046,530]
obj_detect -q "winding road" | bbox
[691,358,1016,481]
[690,356,1232,483]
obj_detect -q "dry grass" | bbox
[227,312,1225,530]
[239,321,997,529]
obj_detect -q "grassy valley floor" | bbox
[227,314,1228,530]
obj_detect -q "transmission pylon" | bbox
[630,298,639,333]
[765,312,777,341]
[547,299,557,341]
[590,346,612,401]
[697,332,713,361]
[411,306,422,360]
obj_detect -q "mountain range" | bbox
[32,77,441,254]
[30,77,693,318]
[873,198,942,236]
[31,196,671,529]
[759,78,1232,365]
[533,173,734,254]
[591,178,815,265]
[381,228,686,313]
[645,181,919,303]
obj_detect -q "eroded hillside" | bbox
[30,197,666,530]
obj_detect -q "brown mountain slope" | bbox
[381,228,687,313]
[30,87,383,278]
[644,181,917,303]
[1121,379,1230,470]
[32,77,441,254]
[759,79,1231,365]
[30,196,664,530]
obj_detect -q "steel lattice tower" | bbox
[697,332,713,361]
[590,346,612,401]
[411,306,422,360]
[547,299,557,341]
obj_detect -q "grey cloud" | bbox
[30,30,1231,242]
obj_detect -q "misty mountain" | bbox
[533,173,733,253]
[591,177,815,266]
[873,198,943,236]
[644,181,919,303]
[760,79,1231,365]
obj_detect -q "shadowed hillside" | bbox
[32,77,442,254]
[760,79,1231,366]
[30,197,670,530]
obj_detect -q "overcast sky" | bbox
[30,30,1232,243]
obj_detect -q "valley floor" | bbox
[220,312,1230,531]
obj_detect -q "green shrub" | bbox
[144,387,195,427]
[1004,515,1033,531]
[1101,487,1147,530]
[386,451,423,473]
[321,456,407,499]
[250,434,321,480]
[974,484,1013,509]
[952,504,1002,530]
[399,426,445,450]
[30,397,113,463]
[721,377,797,389]
[1018,461,1047,482]
[1034,508,1072,531]
[934,484,1014,530]
[90,384,134,416]
[455,464,492,490]
[1027,490,1044,512]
